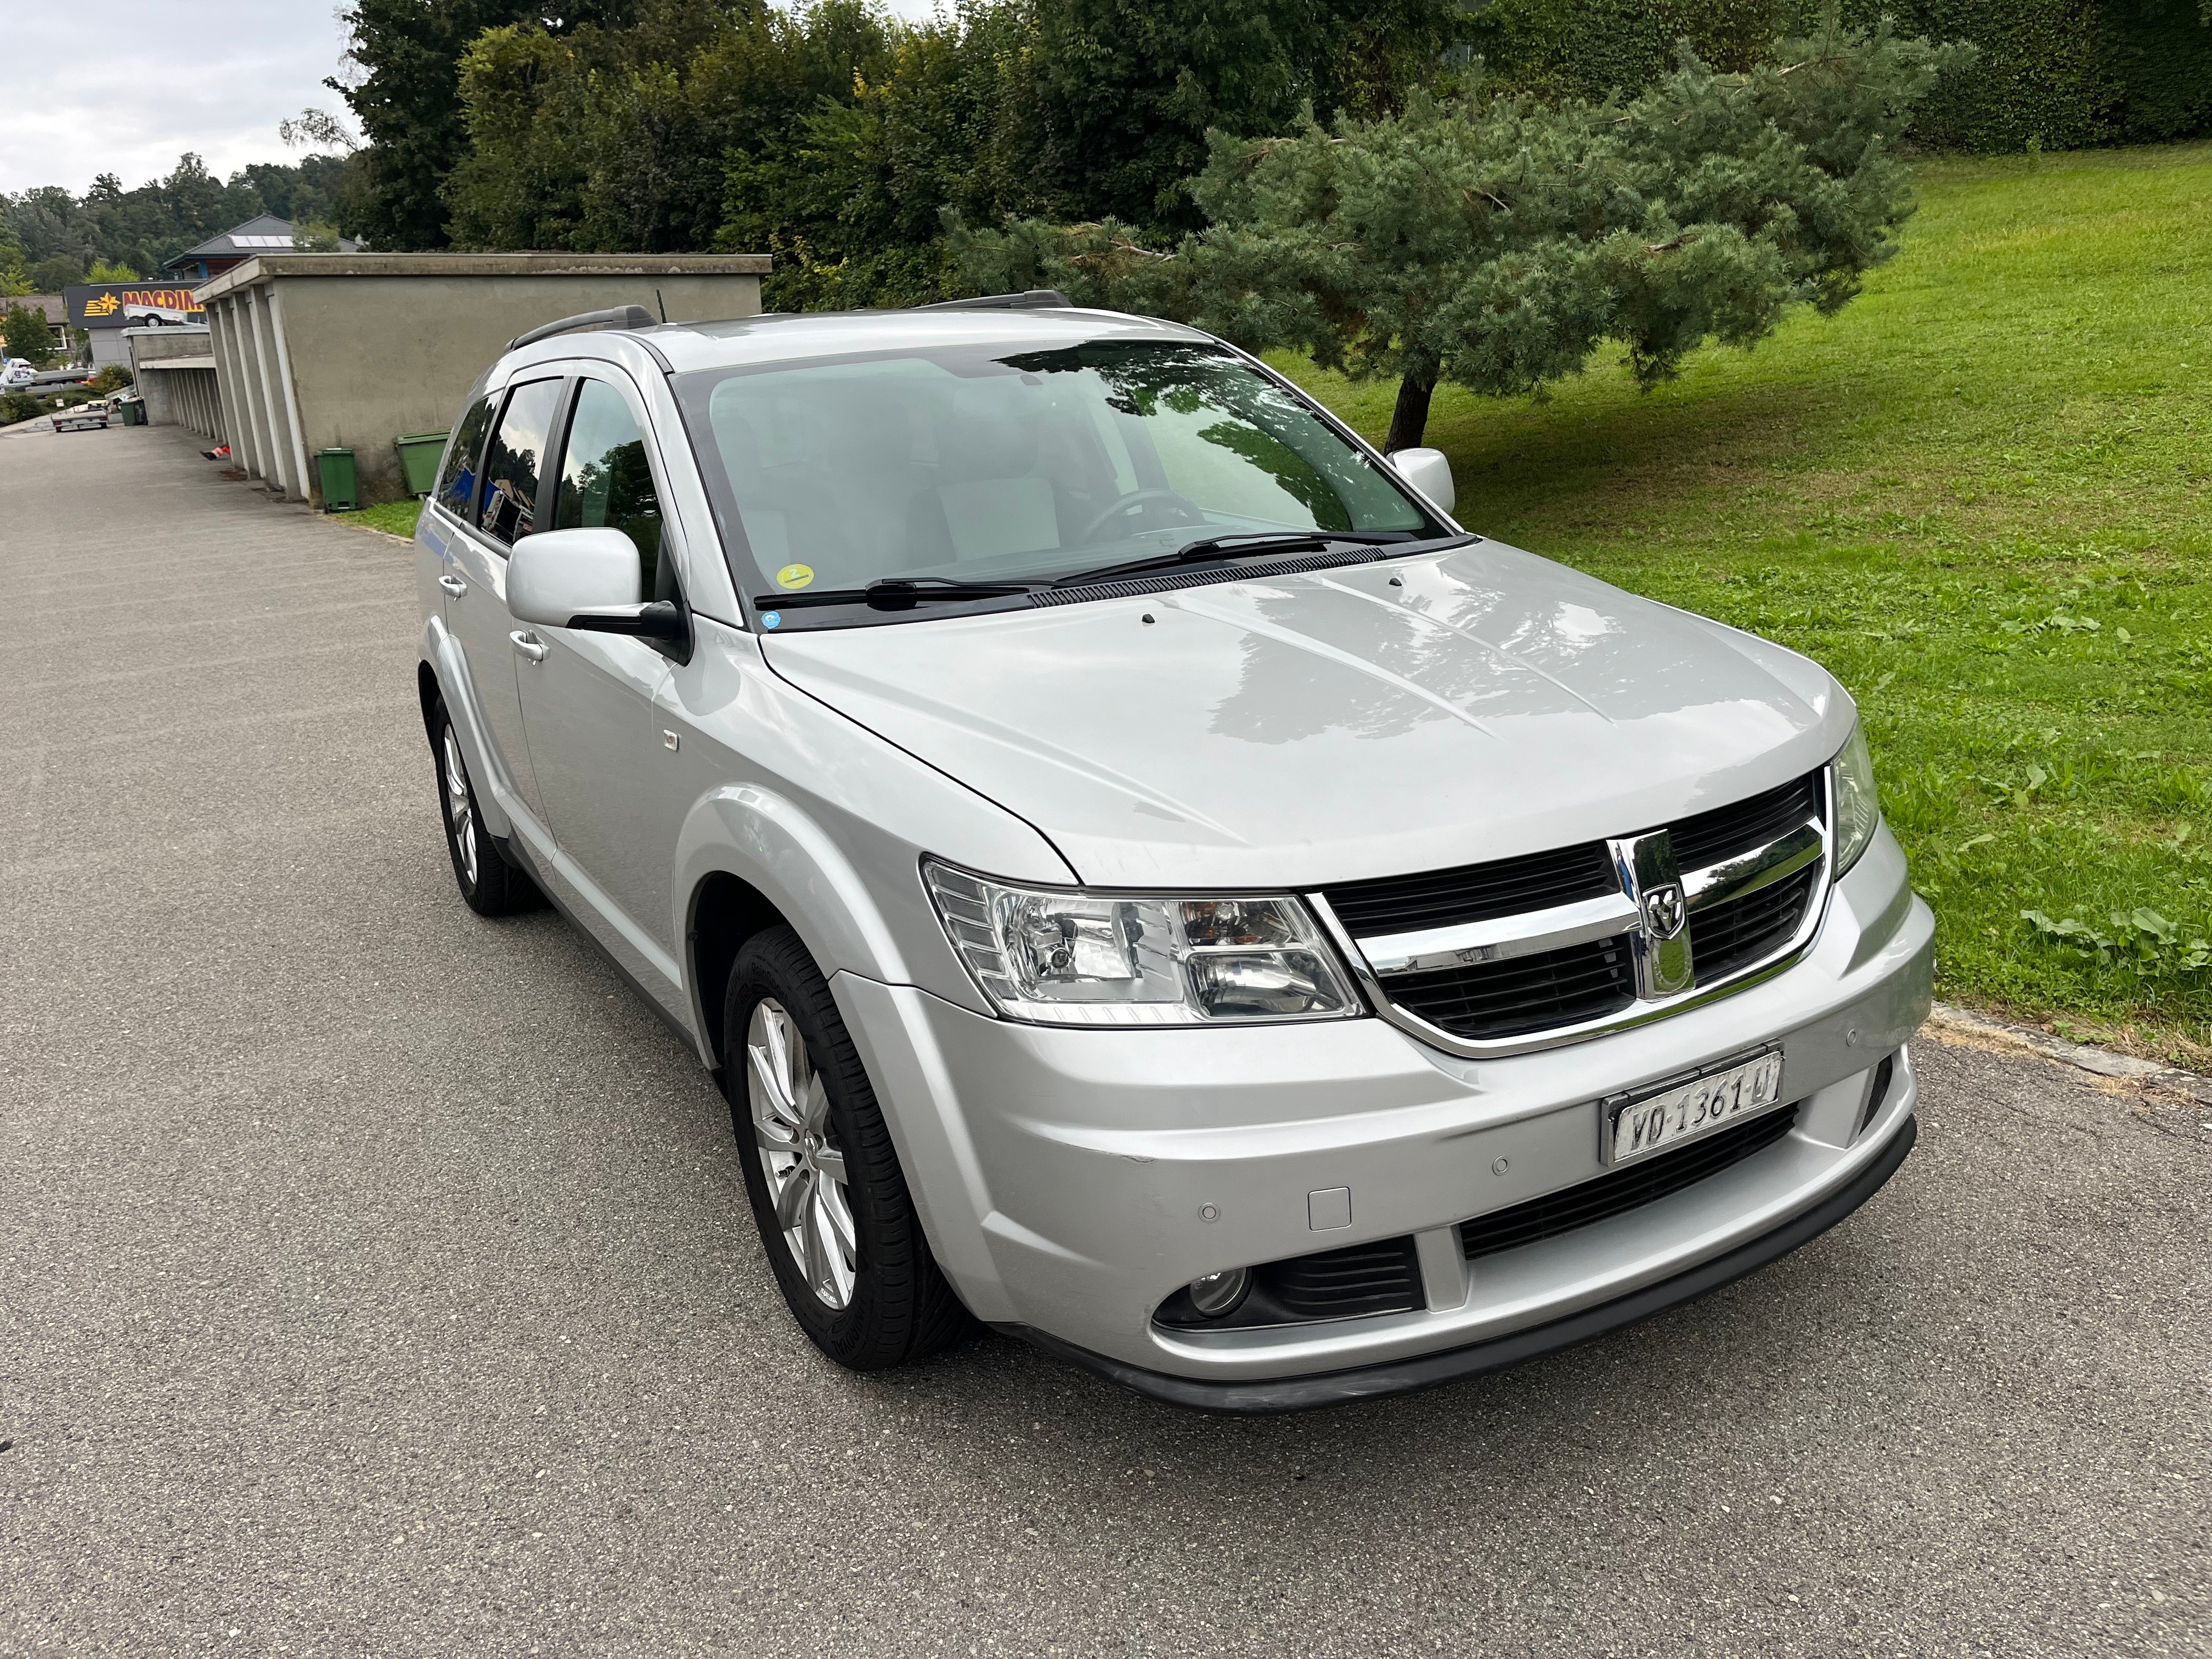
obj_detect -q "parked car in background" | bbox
[412,296,1932,1411]
[2,358,34,388]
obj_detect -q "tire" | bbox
[429,697,541,916]
[725,926,973,1369]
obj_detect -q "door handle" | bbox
[437,573,468,597]
[510,630,548,663]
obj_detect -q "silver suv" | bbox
[414,297,1932,1410]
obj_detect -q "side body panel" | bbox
[656,617,1078,1017]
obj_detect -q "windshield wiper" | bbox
[754,576,1040,613]
[1049,531,1345,589]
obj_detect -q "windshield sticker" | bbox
[775,563,815,590]
[760,611,782,629]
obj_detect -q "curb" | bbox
[1925,1001,2212,1103]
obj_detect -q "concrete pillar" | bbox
[211,299,257,475]
[242,290,289,496]
[264,287,314,505]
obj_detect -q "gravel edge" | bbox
[1926,1001,2212,1101]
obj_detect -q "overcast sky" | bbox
[4,1,943,199]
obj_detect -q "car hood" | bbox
[762,541,1852,890]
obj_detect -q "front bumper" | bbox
[1011,1113,1916,1412]
[836,824,1933,1401]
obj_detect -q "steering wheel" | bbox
[1075,488,1207,544]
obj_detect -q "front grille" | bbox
[1322,841,1617,936]
[1265,1237,1425,1321]
[1386,934,1637,1040]
[1330,770,1827,1047]
[1669,771,1822,871]
[1153,1234,1425,1330]
[1855,1052,1896,1139]
[1688,863,1820,981]
[1460,1103,1801,1261]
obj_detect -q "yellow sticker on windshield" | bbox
[775,563,815,590]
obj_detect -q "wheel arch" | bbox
[677,785,924,1074]
[686,869,789,1071]
[417,615,515,841]
[415,659,442,745]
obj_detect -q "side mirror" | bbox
[506,526,685,650]
[509,527,641,624]
[1388,447,1455,516]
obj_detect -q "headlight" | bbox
[1831,721,1882,877]
[924,861,1360,1026]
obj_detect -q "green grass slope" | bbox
[1288,142,2212,1060]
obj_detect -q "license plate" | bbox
[1604,1049,1786,1165]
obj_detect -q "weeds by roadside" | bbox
[334,498,423,539]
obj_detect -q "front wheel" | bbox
[726,927,972,1369]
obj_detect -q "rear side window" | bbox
[477,378,566,548]
[552,379,665,600]
[435,394,497,522]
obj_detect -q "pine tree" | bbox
[953,19,1971,451]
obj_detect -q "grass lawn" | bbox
[335,497,424,539]
[1286,141,2212,1062]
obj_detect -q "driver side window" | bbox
[552,379,666,600]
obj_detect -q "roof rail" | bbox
[916,289,1073,312]
[508,303,657,352]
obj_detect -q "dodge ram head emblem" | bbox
[1639,881,1686,941]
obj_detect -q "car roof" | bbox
[496,304,1216,382]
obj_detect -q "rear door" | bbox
[513,367,681,962]
[441,375,569,827]
[419,391,495,635]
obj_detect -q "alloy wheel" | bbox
[441,725,478,887]
[746,997,857,1309]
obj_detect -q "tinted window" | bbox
[435,393,496,521]
[478,378,565,548]
[552,379,665,600]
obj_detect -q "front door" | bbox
[514,371,684,967]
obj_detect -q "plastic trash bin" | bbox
[315,448,359,511]
[394,430,447,498]
[116,397,144,426]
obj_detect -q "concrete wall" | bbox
[194,255,769,507]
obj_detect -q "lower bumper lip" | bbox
[1000,1111,1918,1414]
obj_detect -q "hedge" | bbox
[1462,0,2212,150]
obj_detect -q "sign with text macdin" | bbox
[64,283,206,331]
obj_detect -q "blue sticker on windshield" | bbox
[760,611,781,629]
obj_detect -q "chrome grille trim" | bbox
[1312,770,1835,1058]
[1684,820,1823,913]
[1359,890,1643,977]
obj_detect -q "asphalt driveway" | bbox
[4,424,2208,1657]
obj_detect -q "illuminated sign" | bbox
[64,283,207,330]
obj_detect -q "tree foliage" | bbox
[334,0,637,250]
[953,20,1968,450]
[1,152,360,283]
[425,0,1458,304]
[1468,0,2212,152]
[1,302,58,369]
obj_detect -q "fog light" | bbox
[1186,1266,1249,1318]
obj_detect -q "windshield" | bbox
[676,339,1441,624]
